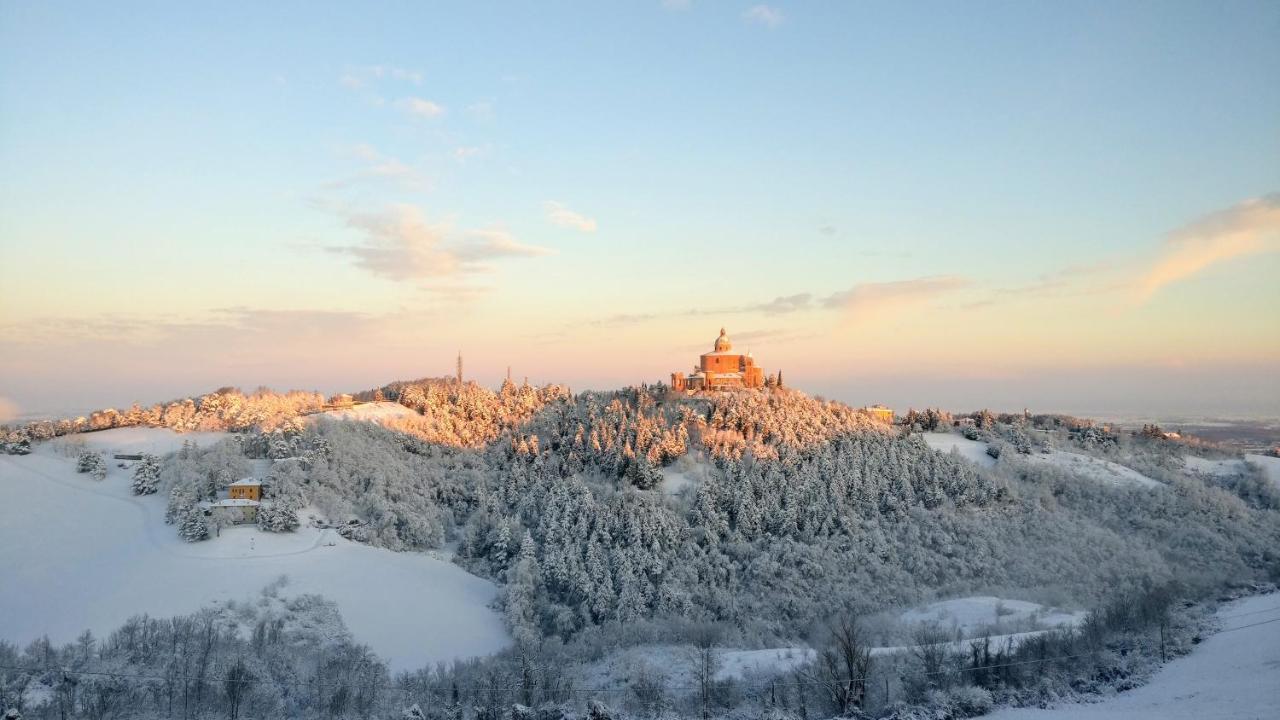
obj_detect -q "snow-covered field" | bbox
[988,593,1280,720]
[0,428,509,671]
[1021,450,1162,488]
[1183,455,1247,477]
[1245,453,1280,488]
[53,425,231,456]
[900,596,1085,636]
[921,432,996,469]
[312,401,420,422]
[582,596,1085,690]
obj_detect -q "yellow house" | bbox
[863,404,895,424]
[228,478,262,501]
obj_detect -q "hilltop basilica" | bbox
[670,328,775,391]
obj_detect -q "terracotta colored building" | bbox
[228,478,262,501]
[671,328,768,391]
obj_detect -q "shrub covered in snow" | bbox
[75,450,106,480]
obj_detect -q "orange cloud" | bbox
[1139,193,1280,301]
[822,276,971,321]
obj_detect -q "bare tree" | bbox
[812,613,872,715]
[684,623,722,720]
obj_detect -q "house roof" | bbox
[229,478,261,487]
[198,499,261,508]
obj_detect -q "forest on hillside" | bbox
[4,380,1278,719]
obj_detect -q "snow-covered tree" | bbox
[130,454,160,495]
[76,450,106,480]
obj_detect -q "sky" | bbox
[1,1,1278,420]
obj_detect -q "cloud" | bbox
[743,4,783,27]
[819,224,837,236]
[544,201,598,232]
[402,97,445,119]
[326,204,552,282]
[466,101,495,121]
[821,276,971,319]
[454,146,483,162]
[339,65,423,90]
[324,143,430,192]
[752,293,812,314]
[1138,193,1280,301]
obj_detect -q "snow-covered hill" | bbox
[311,401,420,422]
[1020,450,1162,488]
[922,432,997,469]
[0,428,509,671]
[988,593,1280,719]
[1246,453,1280,488]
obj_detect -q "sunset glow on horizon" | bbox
[2,2,1278,418]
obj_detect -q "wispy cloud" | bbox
[743,4,784,27]
[454,145,484,162]
[402,97,445,119]
[753,293,812,314]
[466,101,495,121]
[325,204,553,282]
[1138,193,1280,301]
[339,65,423,90]
[544,201,598,232]
[821,276,971,319]
[323,143,430,192]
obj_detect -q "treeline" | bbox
[0,579,1248,720]
[0,387,326,454]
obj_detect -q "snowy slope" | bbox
[54,426,230,455]
[1245,454,1280,488]
[581,597,1085,689]
[987,594,1280,720]
[312,401,420,422]
[901,596,1085,635]
[921,433,996,469]
[1022,451,1162,488]
[0,428,509,671]
[1183,455,1247,477]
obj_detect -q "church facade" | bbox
[671,328,769,391]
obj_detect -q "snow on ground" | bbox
[921,432,996,469]
[1245,453,1280,488]
[1021,451,1162,488]
[1183,455,1247,477]
[987,593,1280,720]
[0,428,509,671]
[576,644,817,691]
[583,597,1086,691]
[51,426,229,456]
[660,453,712,496]
[312,401,420,422]
[900,596,1085,636]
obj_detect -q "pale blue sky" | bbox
[1,1,1278,416]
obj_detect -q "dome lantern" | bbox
[714,327,732,352]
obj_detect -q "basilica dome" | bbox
[714,327,732,352]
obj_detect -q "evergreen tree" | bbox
[130,454,161,495]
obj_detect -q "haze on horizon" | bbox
[1,1,1278,421]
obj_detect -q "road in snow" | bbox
[988,593,1280,720]
[0,428,509,671]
